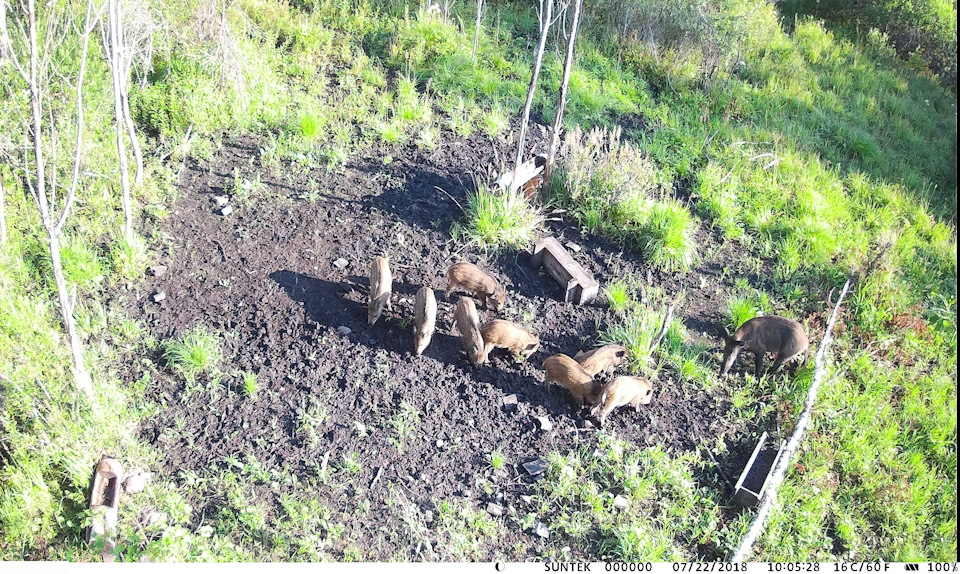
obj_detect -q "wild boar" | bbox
[413,286,437,356]
[720,315,809,378]
[445,261,506,311]
[368,256,392,325]
[480,320,540,362]
[590,376,653,427]
[542,354,601,407]
[453,296,487,366]
[574,344,628,377]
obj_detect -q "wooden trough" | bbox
[733,431,786,507]
[531,236,599,305]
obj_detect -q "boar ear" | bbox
[722,327,733,341]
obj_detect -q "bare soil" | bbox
[109,128,763,560]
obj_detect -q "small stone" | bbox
[522,458,548,476]
[534,522,550,539]
[333,258,349,269]
[147,265,167,277]
[212,195,229,207]
[424,510,434,523]
[336,326,352,336]
[486,503,503,516]
[565,241,581,253]
[613,495,630,510]
[436,439,445,448]
[502,394,518,410]
[151,291,165,303]
[520,496,533,505]
[396,233,405,246]
[577,418,595,429]
[535,416,553,431]
[220,205,233,216]
[123,471,151,495]
[140,507,166,528]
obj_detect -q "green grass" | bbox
[457,186,542,251]
[163,325,223,383]
[0,0,955,562]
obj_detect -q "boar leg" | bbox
[754,352,765,379]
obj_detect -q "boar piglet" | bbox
[445,261,506,311]
[480,320,540,363]
[413,286,437,355]
[590,376,653,427]
[542,354,601,407]
[574,344,628,377]
[453,297,487,366]
[368,256,392,325]
[720,315,809,378]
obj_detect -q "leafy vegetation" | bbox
[0,0,955,562]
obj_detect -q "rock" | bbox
[333,258,349,270]
[212,195,229,207]
[613,495,630,510]
[486,503,503,516]
[534,522,550,539]
[535,416,553,431]
[502,394,518,411]
[336,326,352,336]
[424,510,434,523]
[220,205,233,216]
[147,265,167,277]
[520,496,533,505]
[436,439,445,448]
[577,418,595,429]
[140,507,166,528]
[151,291,165,303]
[123,471,151,495]
[522,458,548,476]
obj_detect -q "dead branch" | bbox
[649,304,675,351]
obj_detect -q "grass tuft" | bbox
[458,186,542,251]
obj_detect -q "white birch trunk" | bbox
[515,0,553,169]
[543,0,582,195]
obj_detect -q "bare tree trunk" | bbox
[108,0,133,241]
[4,0,97,399]
[0,173,6,247]
[515,0,553,169]
[122,84,143,185]
[472,0,483,64]
[542,0,583,197]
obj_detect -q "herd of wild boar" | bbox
[368,256,809,427]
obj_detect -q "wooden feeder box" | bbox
[733,431,786,507]
[87,455,123,560]
[531,236,599,305]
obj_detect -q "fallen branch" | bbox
[649,304,675,351]
[729,271,855,562]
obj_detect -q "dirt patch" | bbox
[109,129,756,560]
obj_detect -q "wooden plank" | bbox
[531,236,599,305]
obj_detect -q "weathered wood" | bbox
[531,236,598,305]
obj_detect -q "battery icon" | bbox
[905,565,920,571]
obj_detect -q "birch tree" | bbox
[0,0,98,399]
[515,0,553,169]
[542,0,583,194]
[102,0,152,241]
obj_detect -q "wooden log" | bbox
[531,236,599,305]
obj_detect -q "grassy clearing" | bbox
[0,0,955,562]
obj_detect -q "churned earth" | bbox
[109,126,776,560]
